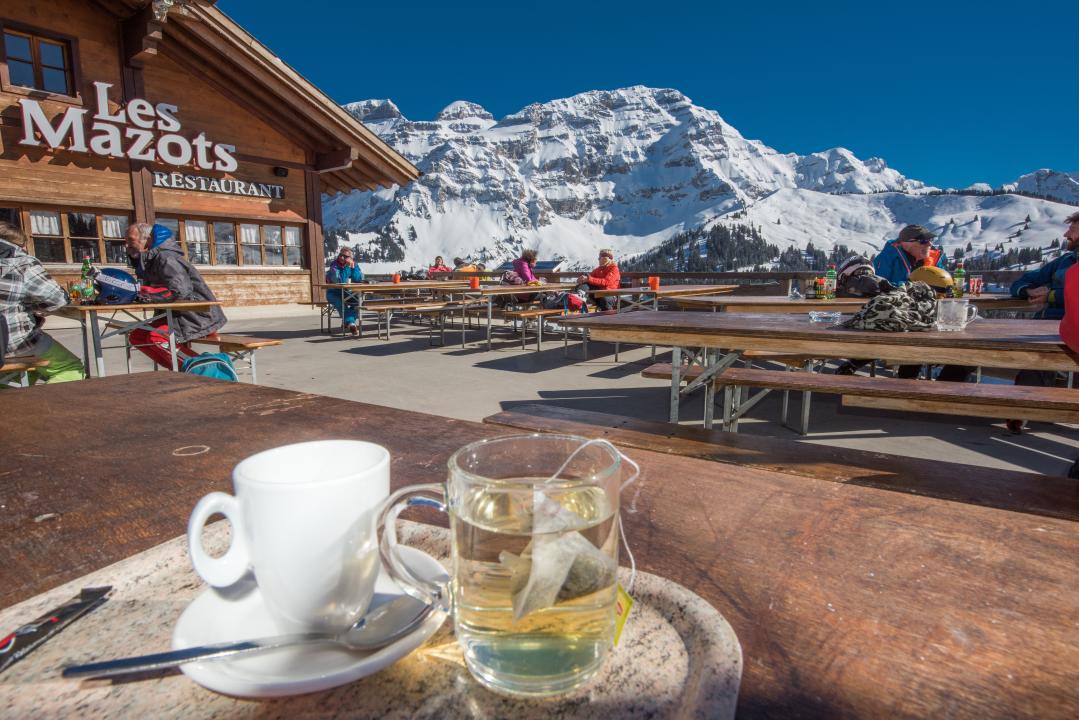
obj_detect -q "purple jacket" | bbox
[512,258,537,283]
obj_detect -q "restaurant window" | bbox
[263,225,283,265]
[68,211,99,263]
[284,226,302,266]
[185,220,210,264]
[29,210,65,263]
[0,207,20,230]
[102,215,129,263]
[213,221,237,265]
[240,223,262,265]
[2,28,75,97]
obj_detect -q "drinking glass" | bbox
[935,298,978,331]
[377,434,631,697]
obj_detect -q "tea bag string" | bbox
[545,439,641,594]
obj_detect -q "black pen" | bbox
[0,586,112,674]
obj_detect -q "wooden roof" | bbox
[99,0,419,194]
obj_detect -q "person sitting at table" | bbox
[872,224,947,286]
[0,222,85,383]
[512,249,539,284]
[429,256,452,274]
[578,248,622,311]
[325,248,364,336]
[1004,210,1079,432]
[126,222,227,369]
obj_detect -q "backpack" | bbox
[181,352,238,382]
[836,255,895,298]
[95,268,140,305]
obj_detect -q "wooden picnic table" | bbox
[57,301,224,376]
[2,373,1078,717]
[434,283,579,350]
[317,281,470,337]
[590,283,739,299]
[672,293,1036,313]
[560,310,1079,422]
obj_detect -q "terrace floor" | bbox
[47,304,1079,477]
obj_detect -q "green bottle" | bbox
[825,264,837,299]
[953,261,966,298]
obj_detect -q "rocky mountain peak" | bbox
[435,101,494,122]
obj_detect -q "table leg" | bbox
[79,313,91,378]
[669,345,682,423]
[486,298,493,350]
[651,295,659,360]
[537,317,544,352]
[165,309,179,371]
[249,352,258,385]
[614,296,621,361]
[703,348,716,429]
[89,310,107,378]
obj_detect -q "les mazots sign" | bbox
[18,82,284,199]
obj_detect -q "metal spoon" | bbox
[61,595,434,680]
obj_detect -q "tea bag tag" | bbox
[614,583,634,646]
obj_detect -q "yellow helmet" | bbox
[909,265,954,293]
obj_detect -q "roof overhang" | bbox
[98,0,419,194]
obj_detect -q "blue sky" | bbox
[220,0,1076,189]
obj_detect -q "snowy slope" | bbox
[324,87,1075,271]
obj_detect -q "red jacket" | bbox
[428,264,451,274]
[586,263,621,290]
[1059,263,1079,352]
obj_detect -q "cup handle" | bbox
[187,492,250,588]
[967,305,979,323]
[376,484,451,612]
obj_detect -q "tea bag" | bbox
[498,491,616,620]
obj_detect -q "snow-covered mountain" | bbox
[323,86,1076,270]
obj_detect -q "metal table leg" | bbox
[79,312,92,378]
[669,345,682,423]
[165,309,179,371]
[89,310,107,377]
[486,297,493,350]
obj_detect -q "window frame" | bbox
[22,206,130,265]
[0,19,82,104]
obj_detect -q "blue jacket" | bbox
[872,240,947,286]
[325,262,364,284]
[1009,251,1076,320]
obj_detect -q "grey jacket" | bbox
[132,237,227,342]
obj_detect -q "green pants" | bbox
[4,334,87,386]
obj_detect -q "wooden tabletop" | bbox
[437,283,578,296]
[58,301,223,313]
[561,310,1079,370]
[319,280,470,293]
[673,294,1034,312]
[3,374,1078,717]
[591,284,739,298]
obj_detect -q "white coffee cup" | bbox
[935,298,979,332]
[187,440,390,632]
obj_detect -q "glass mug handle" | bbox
[966,305,979,323]
[376,484,451,612]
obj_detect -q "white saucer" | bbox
[172,546,448,698]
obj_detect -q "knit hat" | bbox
[598,248,614,258]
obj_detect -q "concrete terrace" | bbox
[47,304,1079,478]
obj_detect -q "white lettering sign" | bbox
[152,171,285,200]
[19,81,238,172]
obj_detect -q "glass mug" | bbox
[376,434,634,697]
[935,298,979,331]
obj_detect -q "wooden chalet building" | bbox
[0,0,418,304]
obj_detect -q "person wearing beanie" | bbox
[579,248,621,310]
[126,221,227,369]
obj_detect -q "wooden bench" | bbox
[501,307,565,351]
[362,302,457,340]
[188,334,282,384]
[482,404,1079,523]
[645,361,1079,434]
[0,356,50,387]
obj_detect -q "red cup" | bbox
[392,273,401,284]
[648,276,660,291]
[469,277,481,289]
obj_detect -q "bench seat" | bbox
[189,334,281,384]
[0,356,50,387]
